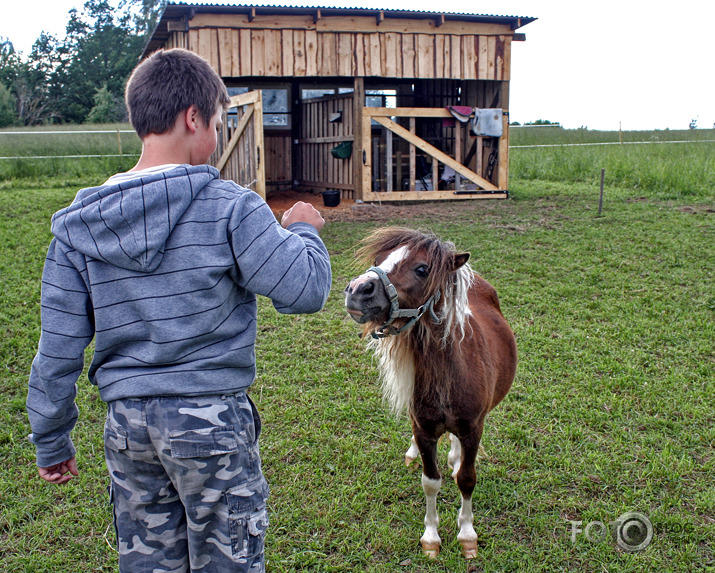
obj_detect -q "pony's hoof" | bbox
[421,542,440,558]
[460,541,478,559]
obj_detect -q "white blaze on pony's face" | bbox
[377,245,411,274]
[347,245,410,292]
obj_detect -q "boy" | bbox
[27,48,331,572]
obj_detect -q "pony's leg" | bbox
[454,424,484,559]
[450,435,487,479]
[451,434,487,475]
[421,473,442,558]
[414,431,442,558]
[447,433,462,479]
[405,435,420,466]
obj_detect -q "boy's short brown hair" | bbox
[126,48,230,139]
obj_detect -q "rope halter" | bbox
[367,266,442,339]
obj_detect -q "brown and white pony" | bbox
[344,227,517,559]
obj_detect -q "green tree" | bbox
[0,35,60,125]
[86,83,121,123]
[120,0,166,36]
[51,0,144,123]
[0,38,20,87]
[1,1,164,124]
[527,119,560,126]
[0,82,17,127]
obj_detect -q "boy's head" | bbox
[126,48,230,139]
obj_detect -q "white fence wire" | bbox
[511,140,715,149]
[1,128,713,160]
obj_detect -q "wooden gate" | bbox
[359,107,508,201]
[211,90,266,200]
[297,92,355,197]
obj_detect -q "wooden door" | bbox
[211,90,266,200]
[297,92,354,194]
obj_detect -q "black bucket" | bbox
[322,190,341,207]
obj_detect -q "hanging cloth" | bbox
[472,108,503,137]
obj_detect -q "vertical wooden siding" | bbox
[183,28,512,80]
[265,134,292,189]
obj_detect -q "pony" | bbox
[344,227,517,559]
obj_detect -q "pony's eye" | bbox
[415,265,429,278]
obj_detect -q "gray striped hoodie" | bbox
[27,164,331,467]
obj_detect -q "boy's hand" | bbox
[281,201,325,232]
[38,457,78,485]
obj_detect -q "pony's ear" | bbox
[453,252,470,270]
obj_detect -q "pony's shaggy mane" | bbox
[357,227,475,415]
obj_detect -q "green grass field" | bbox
[0,127,713,571]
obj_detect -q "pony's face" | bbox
[345,243,453,326]
[345,228,471,333]
[344,244,413,325]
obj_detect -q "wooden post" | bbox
[498,81,510,191]
[253,91,266,200]
[116,128,122,156]
[598,168,605,216]
[454,124,461,190]
[352,77,365,200]
[361,102,372,196]
[498,112,509,191]
[409,117,416,191]
[386,129,393,192]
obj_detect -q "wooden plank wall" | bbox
[169,27,511,80]
[298,93,354,192]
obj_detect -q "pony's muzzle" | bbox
[344,276,389,324]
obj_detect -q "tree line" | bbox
[0,0,165,127]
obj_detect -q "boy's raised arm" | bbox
[228,193,331,314]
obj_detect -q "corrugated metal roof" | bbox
[144,2,536,57]
[164,1,534,21]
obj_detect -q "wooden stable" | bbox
[144,3,535,201]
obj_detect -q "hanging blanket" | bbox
[444,106,503,137]
[472,108,503,137]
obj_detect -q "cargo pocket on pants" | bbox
[104,423,128,453]
[226,478,269,561]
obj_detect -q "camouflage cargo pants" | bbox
[104,392,269,573]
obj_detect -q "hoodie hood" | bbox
[51,165,220,272]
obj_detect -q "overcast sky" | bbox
[3,0,714,130]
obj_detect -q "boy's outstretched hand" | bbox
[38,457,78,485]
[281,201,325,232]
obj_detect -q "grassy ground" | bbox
[509,128,715,200]
[0,124,140,182]
[0,131,713,571]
